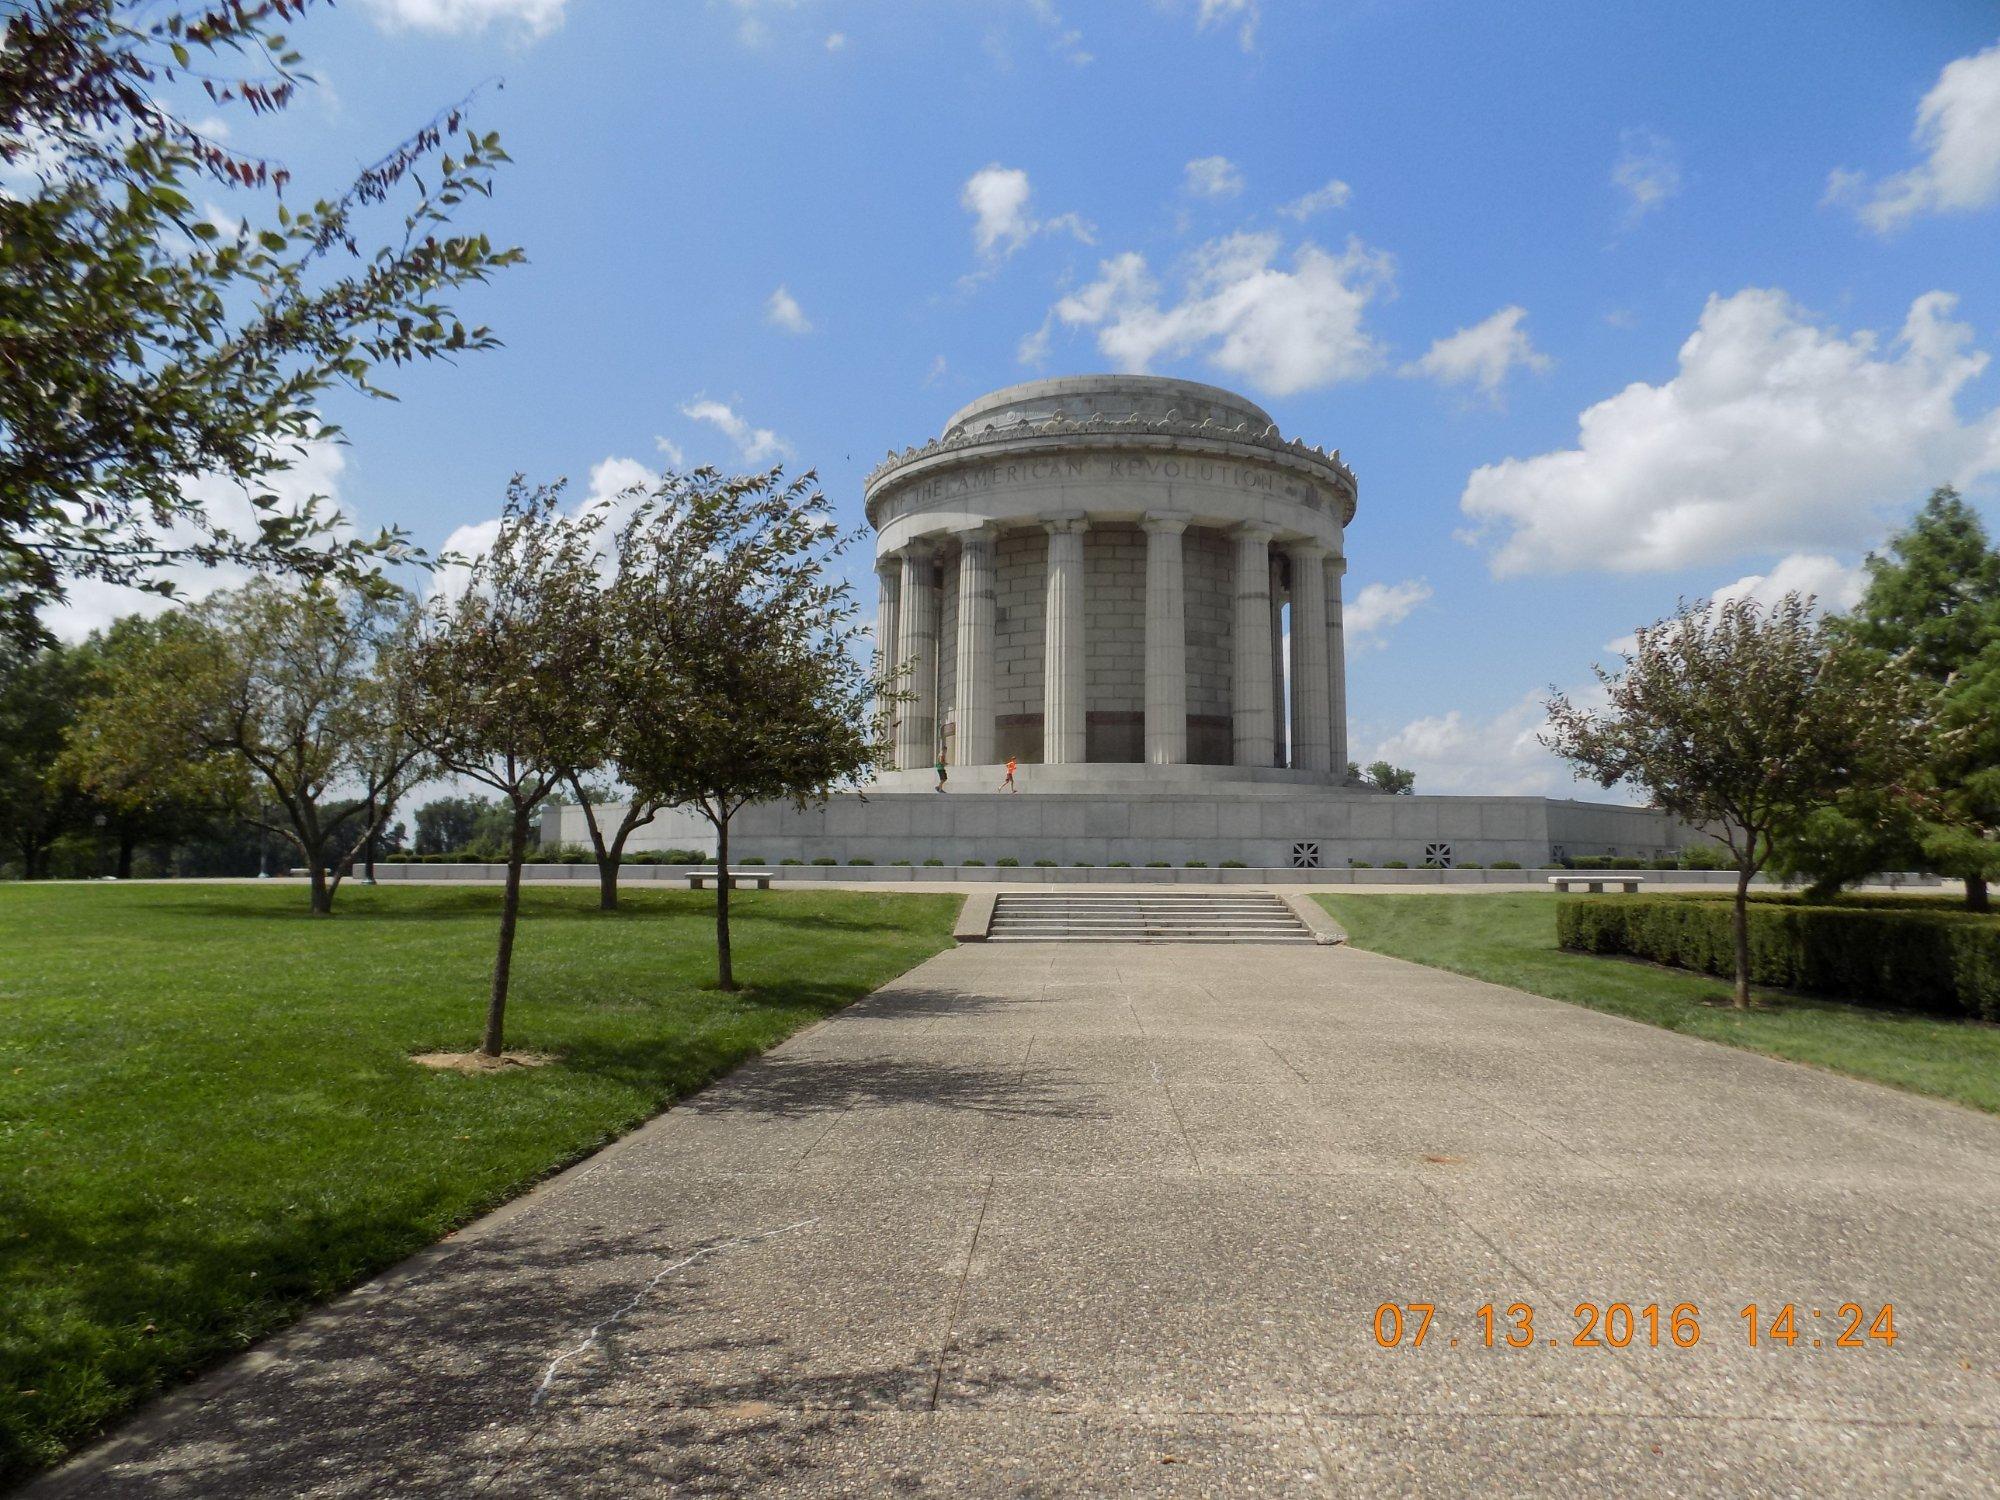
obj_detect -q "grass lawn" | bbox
[0,881,958,1486]
[1317,893,2000,1117]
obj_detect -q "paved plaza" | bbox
[37,941,2000,1496]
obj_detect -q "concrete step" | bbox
[988,891,1311,943]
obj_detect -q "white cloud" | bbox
[764,284,813,334]
[824,31,848,52]
[653,435,687,468]
[357,0,566,38]
[1027,0,1091,65]
[1343,579,1432,647]
[1405,305,1552,400]
[433,455,656,602]
[43,439,349,641]
[1459,288,2000,576]
[1277,179,1352,220]
[1362,690,1597,798]
[1612,128,1681,222]
[960,164,1093,260]
[1829,40,2000,231]
[923,354,949,387]
[1184,155,1245,199]
[1603,553,1870,658]
[1031,231,1392,395]
[680,398,792,465]
[1195,0,1259,51]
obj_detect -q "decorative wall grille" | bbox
[1424,842,1454,869]
[1291,841,1321,869]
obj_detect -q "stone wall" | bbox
[546,791,1691,870]
[1083,523,1145,762]
[1184,527,1235,764]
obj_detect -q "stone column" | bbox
[893,539,938,770]
[1326,554,1349,776]
[1231,526,1275,768]
[874,554,901,735]
[1042,515,1088,764]
[953,527,997,767]
[1287,542,1332,772]
[1141,513,1189,764]
[1269,551,1289,768]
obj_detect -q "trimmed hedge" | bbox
[1557,897,2000,1021]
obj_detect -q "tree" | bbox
[404,481,605,1056]
[57,614,242,876]
[0,638,91,877]
[1364,760,1415,796]
[1,1,520,640]
[412,795,491,855]
[610,468,886,990]
[64,580,422,912]
[1544,594,1925,1007]
[1828,489,2000,911]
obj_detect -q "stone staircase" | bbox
[985,890,1315,944]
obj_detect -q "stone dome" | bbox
[943,375,1276,440]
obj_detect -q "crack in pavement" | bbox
[528,1218,822,1410]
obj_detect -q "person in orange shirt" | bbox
[998,755,1018,793]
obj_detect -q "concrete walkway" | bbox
[38,944,2000,1497]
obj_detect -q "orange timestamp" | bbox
[1372,1301,1898,1350]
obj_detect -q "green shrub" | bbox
[1491,860,1522,870]
[811,857,837,866]
[1071,862,1093,868]
[1648,858,1680,870]
[1109,861,1131,868]
[1556,897,2000,1021]
[923,858,945,867]
[964,859,986,867]
[1348,860,1372,869]
[1145,861,1170,868]
[1033,858,1057,868]
[1679,842,1734,870]
[741,857,766,865]
[780,857,804,866]
[891,859,912,867]
[1220,859,1246,868]
[996,857,1019,867]
[1457,861,1483,870]
[1383,860,1408,869]
[848,858,874,866]
[1184,860,1207,868]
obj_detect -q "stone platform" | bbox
[543,790,1690,870]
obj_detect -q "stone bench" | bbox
[683,870,772,891]
[1548,875,1644,894]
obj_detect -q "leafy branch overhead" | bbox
[0,1,522,639]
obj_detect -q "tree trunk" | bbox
[115,831,135,881]
[308,856,333,916]
[1966,875,1990,914]
[714,812,735,992]
[484,804,532,1057]
[1731,865,1753,1009]
[363,792,378,885]
[598,857,620,912]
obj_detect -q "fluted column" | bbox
[1288,542,1332,771]
[893,539,938,770]
[1269,552,1289,768]
[1042,515,1088,764]
[1327,554,1349,775]
[874,554,901,735]
[953,527,997,767]
[1231,526,1274,767]
[1141,513,1189,764]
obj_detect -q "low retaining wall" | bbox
[357,863,1943,889]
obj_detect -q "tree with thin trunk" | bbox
[1544,593,1926,1008]
[608,468,889,990]
[1829,488,2000,911]
[403,480,606,1055]
[62,580,422,912]
[563,772,665,912]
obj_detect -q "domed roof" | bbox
[943,375,1275,441]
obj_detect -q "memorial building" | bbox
[545,376,1691,870]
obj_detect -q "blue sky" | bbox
[54,0,2000,796]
